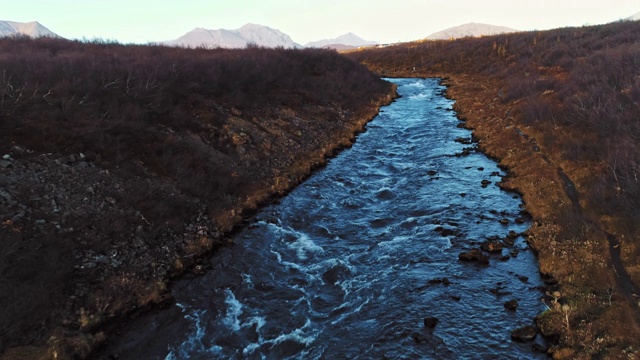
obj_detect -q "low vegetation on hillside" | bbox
[0,37,393,358]
[350,19,640,358]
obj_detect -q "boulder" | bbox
[231,132,250,145]
[504,299,518,310]
[455,137,473,144]
[503,237,515,246]
[511,325,537,342]
[427,277,450,286]
[532,343,548,354]
[481,240,503,253]
[424,317,439,328]
[458,249,489,264]
[434,226,458,237]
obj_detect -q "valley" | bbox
[1,9,640,360]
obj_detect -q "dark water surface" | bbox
[106,78,546,359]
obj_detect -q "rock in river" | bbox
[511,325,538,342]
[424,317,439,328]
[458,249,489,264]
[504,299,519,311]
[481,240,503,253]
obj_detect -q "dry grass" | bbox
[349,21,640,356]
[0,37,394,359]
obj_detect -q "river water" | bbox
[103,78,546,359]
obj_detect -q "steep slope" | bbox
[305,32,378,48]
[0,20,59,38]
[165,23,299,48]
[426,22,517,40]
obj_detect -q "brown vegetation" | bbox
[349,19,640,358]
[0,37,394,359]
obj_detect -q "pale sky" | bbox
[2,1,639,45]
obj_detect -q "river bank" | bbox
[438,73,640,358]
[0,94,395,360]
[0,39,396,360]
[348,23,640,356]
[96,78,548,359]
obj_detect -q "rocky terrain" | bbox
[0,37,394,359]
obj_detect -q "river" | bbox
[101,78,546,359]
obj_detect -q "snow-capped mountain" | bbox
[305,32,378,48]
[426,22,517,40]
[0,20,59,38]
[165,23,300,49]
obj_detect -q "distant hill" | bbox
[164,23,300,49]
[321,44,358,51]
[426,22,517,40]
[626,11,640,21]
[305,32,378,48]
[0,20,59,38]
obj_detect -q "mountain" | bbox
[165,23,299,49]
[626,11,640,21]
[426,22,517,40]
[321,44,359,51]
[0,20,59,38]
[305,32,378,49]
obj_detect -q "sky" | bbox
[3,1,640,45]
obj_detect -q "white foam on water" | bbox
[242,342,262,356]
[242,273,253,286]
[287,231,324,261]
[241,316,268,356]
[223,289,243,332]
[241,319,321,357]
[267,319,319,347]
[330,296,371,326]
[165,305,209,360]
[270,250,307,273]
[242,315,266,331]
[267,222,324,261]
[405,80,426,89]
[377,235,409,250]
[408,93,429,100]
[337,274,370,297]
